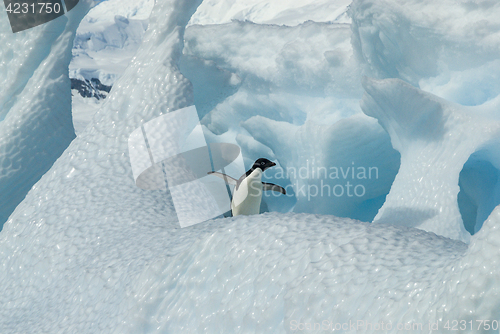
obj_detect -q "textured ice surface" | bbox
[347,0,500,239]
[0,0,92,228]
[0,0,202,331]
[350,0,500,105]
[362,77,500,242]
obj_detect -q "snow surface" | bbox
[1,0,500,332]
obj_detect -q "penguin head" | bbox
[253,158,276,172]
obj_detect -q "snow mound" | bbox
[131,212,470,332]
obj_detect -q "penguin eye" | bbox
[261,162,265,165]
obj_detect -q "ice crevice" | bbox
[241,113,401,222]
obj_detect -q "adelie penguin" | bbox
[208,158,286,216]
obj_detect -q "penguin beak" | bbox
[270,162,276,167]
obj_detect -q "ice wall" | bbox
[350,0,500,105]
[361,77,500,242]
[0,0,203,331]
[183,20,361,134]
[0,0,93,228]
[351,0,500,240]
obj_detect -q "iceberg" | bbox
[0,0,499,332]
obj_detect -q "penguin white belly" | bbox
[231,169,263,216]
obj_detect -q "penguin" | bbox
[208,158,286,216]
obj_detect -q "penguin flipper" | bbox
[262,182,286,195]
[207,171,238,186]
